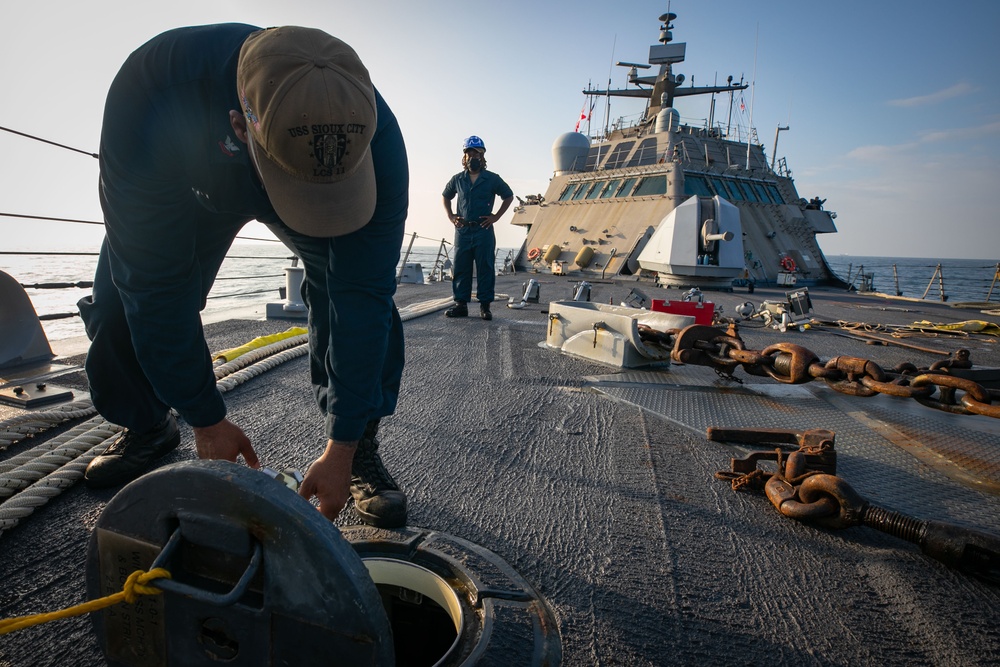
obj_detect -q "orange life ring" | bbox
[780,256,797,272]
[527,247,541,261]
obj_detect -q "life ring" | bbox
[780,256,797,272]
[527,247,541,261]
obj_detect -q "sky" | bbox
[2,0,998,260]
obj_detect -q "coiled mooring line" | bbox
[0,330,310,536]
[0,296,460,536]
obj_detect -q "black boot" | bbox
[480,303,492,320]
[445,301,468,318]
[84,414,180,489]
[350,419,408,528]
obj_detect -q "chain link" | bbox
[667,324,996,419]
[623,323,994,418]
[712,426,1000,583]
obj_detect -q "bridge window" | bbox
[708,177,725,197]
[736,180,759,202]
[615,177,638,197]
[751,182,772,203]
[585,146,606,171]
[626,138,660,167]
[599,179,621,198]
[684,175,712,197]
[724,178,746,201]
[766,184,784,204]
[711,177,742,201]
[604,142,635,170]
[585,181,605,199]
[572,182,592,200]
[633,175,667,197]
[560,183,587,201]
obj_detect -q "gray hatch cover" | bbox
[85,460,393,666]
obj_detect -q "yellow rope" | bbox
[212,327,308,362]
[0,568,171,636]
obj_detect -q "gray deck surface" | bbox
[2,274,999,666]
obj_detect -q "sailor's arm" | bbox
[481,194,514,228]
[443,194,462,226]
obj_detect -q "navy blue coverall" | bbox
[442,170,513,305]
[78,24,408,443]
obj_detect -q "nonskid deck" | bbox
[1,273,999,666]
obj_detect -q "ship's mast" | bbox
[745,24,758,170]
[602,36,615,138]
[581,13,748,126]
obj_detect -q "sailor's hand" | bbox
[479,214,496,228]
[299,439,356,520]
[193,418,260,468]
[449,214,463,228]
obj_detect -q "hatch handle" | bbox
[149,527,263,607]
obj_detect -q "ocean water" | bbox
[3,246,997,344]
[825,255,1000,304]
[1,242,521,343]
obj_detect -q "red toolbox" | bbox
[650,299,715,325]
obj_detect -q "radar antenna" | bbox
[617,61,652,87]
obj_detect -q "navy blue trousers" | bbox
[78,204,244,432]
[267,218,405,441]
[452,226,496,304]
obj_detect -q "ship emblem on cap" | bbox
[311,134,348,172]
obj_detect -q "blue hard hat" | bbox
[463,135,486,151]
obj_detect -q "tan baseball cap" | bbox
[237,26,377,237]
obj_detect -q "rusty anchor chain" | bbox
[657,323,999,419]
[710,426,1000,585]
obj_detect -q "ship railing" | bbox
[496,248,517,276]
[566,163,674,183]
[843,264,877,294]
[3,217,460,328]
[913,262,999,304]
[1,238,291,324]
[397,232,455,284]
[988,263,1000,301]
[840,261,1000,305]
[429,238,454,283]
[774,156,791,178]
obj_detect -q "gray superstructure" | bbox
[513,12,842,288]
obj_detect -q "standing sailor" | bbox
[442,135,514,320]
[78,24,409,528]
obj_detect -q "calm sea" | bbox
[1,242,520,343]
[825,256,1000,304]
[3,247,997,343]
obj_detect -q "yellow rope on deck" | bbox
[0,567,171,635]
[907,320,1000,336]
[212,327,308,362]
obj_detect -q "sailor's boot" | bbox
[350,419,408,528]
[84,414,180,489]
[445,301,468,317]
